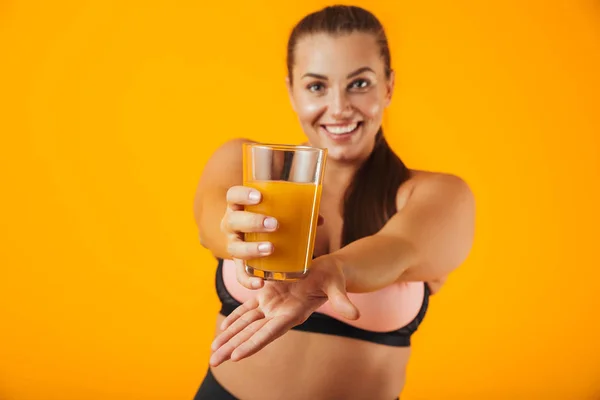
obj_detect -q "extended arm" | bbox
[329,173,475,293]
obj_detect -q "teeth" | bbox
[324,123,358,135]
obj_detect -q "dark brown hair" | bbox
[286,5,411,247]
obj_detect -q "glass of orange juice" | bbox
[243,143,327,281]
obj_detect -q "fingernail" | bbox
[251,279,262,289]
[257,242,272,254]
[211,340,218,351]
[249,190,261,202]
[263,217,278,230]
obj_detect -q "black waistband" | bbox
[194,366,400,400]
[215,258,429,347]
[194,368,238,400]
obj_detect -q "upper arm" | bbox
[193,138,252,243]
[379,173,476,281]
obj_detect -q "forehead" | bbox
[292,32,383,76]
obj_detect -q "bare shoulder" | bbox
[410,169,472,192]
[198,138,255,184]
[204,138,255,170]
[396,169,474,212]
[393,170,475,293]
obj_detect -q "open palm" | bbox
[209,258,359,367]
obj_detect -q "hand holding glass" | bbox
[242,143,327,281]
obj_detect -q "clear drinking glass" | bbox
[242,143,327,281]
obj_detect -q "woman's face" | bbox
[287,32,394,163]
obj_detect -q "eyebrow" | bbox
[301,66,375,80]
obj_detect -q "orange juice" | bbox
[244,180,322,277]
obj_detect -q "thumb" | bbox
[234,258,264,290]
[325,280,360,320]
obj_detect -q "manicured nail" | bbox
[249,190,261,202]
[257,242,272,254]
[263,217,277,230]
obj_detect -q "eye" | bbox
[349,79,370,90]
[306,82,325,93]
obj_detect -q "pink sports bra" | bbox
[215,258,430,347]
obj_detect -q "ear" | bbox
[285,76,296,112]
[384,70,395,108]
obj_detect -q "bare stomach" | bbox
[210,314,411,400]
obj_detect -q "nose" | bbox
[330,88,353,120]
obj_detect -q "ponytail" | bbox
[341,129,410,247]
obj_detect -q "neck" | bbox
[300,139,377,192]
[322,160,359,193]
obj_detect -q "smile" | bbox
[322,122,362,135]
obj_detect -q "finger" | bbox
[230,316,290,362]
[317,214,324,226]
[325,283,360,321]
[227,211,278,233]
[226,186,262,207]
[234,258,264,290]
[211,308,265,352]
[220,297,259,331]
[210,318,269,367]
[228,240,274,261]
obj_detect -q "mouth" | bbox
[320,122,363,141]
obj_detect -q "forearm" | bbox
[330,234,418,293]
[197,191,231,260]
[193,139,251,261]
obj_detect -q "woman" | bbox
[192,5,475,400]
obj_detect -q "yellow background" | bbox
[1,1,599,399]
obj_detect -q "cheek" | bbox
[354,91,384,120]
[295,95,326,125]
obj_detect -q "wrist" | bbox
[308,254,345,286]
[309,253,348,286]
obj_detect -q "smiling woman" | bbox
[287,32,393,163]
[192,5,474,400]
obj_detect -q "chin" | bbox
[319,142,372,164]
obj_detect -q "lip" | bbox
[319,121,363,142]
